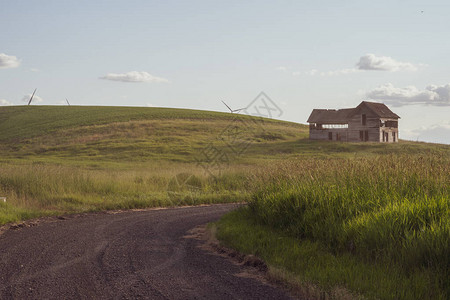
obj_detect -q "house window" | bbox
[364,130,369,141]
[393,132,396,142]
[360,130,364,141]
[385,121,398,128]
[362,114,366,126]
[382,131,386,142]
[322,124,348,129]
[328,132,332,140]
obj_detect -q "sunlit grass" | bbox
[0,163,252,223]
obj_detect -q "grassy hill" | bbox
[0,105,308,166]
[0,105,311,221]
[0,105,241,141]
[1,105,449,299]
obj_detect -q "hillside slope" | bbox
[0,106,308,166]
[0,105,245,140]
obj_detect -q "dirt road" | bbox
[0,204,293,299]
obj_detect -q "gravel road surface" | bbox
[0,204,293,299]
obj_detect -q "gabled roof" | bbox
[307,108,355,123]
[358,101,400,119]
[307,101,400,123]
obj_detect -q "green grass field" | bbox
[1,105,448,299]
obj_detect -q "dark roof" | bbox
[307,108,355,123]
[359,101,400,119]
[307,101,400,123]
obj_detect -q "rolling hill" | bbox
[0,105,307,166]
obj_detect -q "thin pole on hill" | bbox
[66,98,70,106]
[28,88,37,105]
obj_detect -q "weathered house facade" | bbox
[307,101,400,142]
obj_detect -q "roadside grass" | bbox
[216,208,444,300]
[0,163,252,224]
[0,201,51,225]
[215,153,449,299]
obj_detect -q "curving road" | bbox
[0,204,293,299]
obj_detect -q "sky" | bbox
[1,0,449,144]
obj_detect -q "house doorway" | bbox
[359,130,369,142]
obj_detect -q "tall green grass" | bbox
[216,209,445,300]
[242,154,449,298]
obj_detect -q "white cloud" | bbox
[21,94,43,104]
[314,53,418,76]
[402,121,450,144]
[0,53,21,69]
[320,68,360,76]
[276,66,288,71]
[291,69,320,76]
[0,99,13,106]
[356,54,417,71]
[284,54,419,78]
[366,83,450,106]
[99,71,169,83]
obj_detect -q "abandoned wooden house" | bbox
[307,101,400,142]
